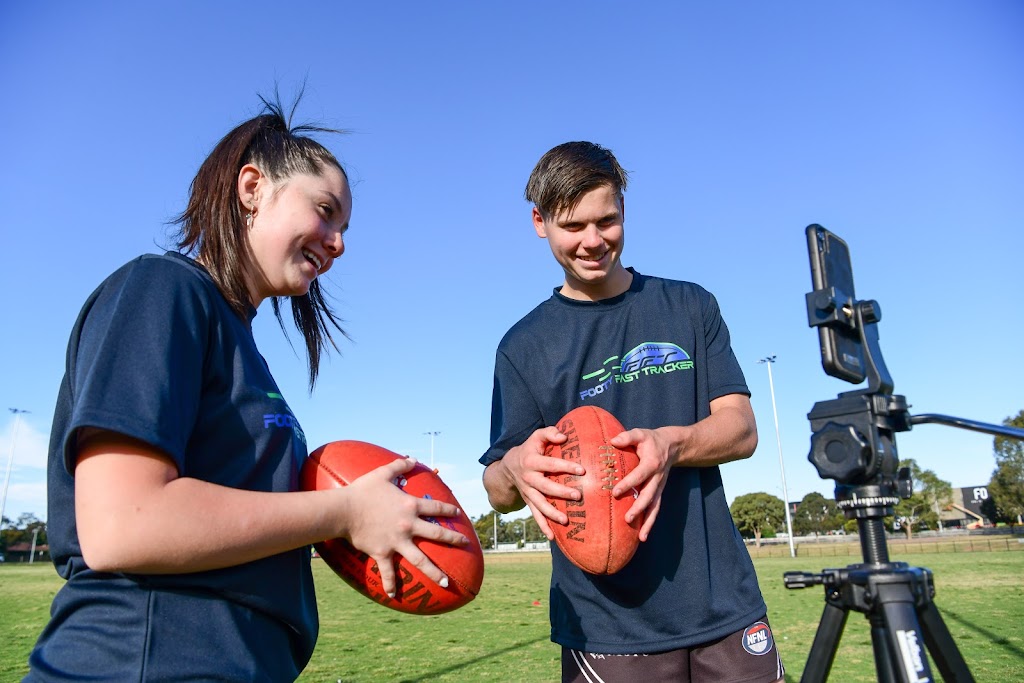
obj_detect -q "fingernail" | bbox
[386,591,396,598]
[455,508,461,516]
[439,576,449,588]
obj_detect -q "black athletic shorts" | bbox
[562,617,784,682]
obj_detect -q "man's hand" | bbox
[608,394,758,542]
[484,427,584,540]
[609,427,679,541]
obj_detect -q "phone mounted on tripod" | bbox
[804,224,910,506]
[786,224,1024,682]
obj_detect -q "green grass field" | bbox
[2,549,1022,681]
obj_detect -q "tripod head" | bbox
[804,225,911,525]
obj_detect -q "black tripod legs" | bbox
[917,600,974,682]
[875,579,931,682]
[792,564,975,683]
[801,602,849,682]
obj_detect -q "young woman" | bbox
[25,99,467,681]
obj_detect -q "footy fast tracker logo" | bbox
[262,391,307,446]
[579,342,694,401]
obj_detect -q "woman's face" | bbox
[244,165,352,307]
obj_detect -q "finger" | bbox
[374,456,418,481]
[624,477,659,523]
[527,501,556,541]
[638,497,662,542]
[412,518,469,546]
[415,498,461,519]
[535,425,568,445]
[609,429,639,448]
[398,544,450,589]
[525,489,570,526]
[374,554,398,598]
[523,473,583,502]
[613,460,656,497]
[535,455,586,477]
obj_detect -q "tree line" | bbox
[0,512,47,560]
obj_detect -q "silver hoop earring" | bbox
[245,211,253,229]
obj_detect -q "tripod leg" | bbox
[800,603,848,683]
[917,601,975,682]
[868,614,899,683]
[877,584,934,683]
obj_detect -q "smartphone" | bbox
[806,224,866,384]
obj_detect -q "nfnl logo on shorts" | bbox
[741,622,774,655]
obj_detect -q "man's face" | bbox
[533,183,629,301]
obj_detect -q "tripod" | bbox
[795,225,1024,681]
[784,481,974,683]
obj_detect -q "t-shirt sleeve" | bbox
[702,291,749,401]
[63,258,209,474]
[479,348,544,466]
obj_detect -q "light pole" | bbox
[757,357,795,558]
[29,525,42,564]
[1,408,30,531]
[492,511,498,550]
[422,431,441,469]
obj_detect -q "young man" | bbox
[480,142,784,682]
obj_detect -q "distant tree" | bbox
[0,513,46,554]
[986,410,1024,525]
[792,492,843,536]
[473,510,533,548]
[505,516,542,547]
[993,410,1024,464]
[473,511,501,550]
[892,459,950,538]
[915,466,953,532]
[730,493,785,547]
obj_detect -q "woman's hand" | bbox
[338,457,469,597]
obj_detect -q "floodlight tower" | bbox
[422,431,441,469]
[757,357,796,557]
[1,408,30,530]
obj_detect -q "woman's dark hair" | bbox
[175,94,347,390]
[525,141,629,219]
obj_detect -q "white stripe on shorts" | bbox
[571,649,607,683]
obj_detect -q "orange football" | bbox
[545,406,641,574]
[300,440,484,614]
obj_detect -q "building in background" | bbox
[941,486,992,529]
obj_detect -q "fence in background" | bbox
[745,531,1024,558]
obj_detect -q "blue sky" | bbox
[2,2,1022,525]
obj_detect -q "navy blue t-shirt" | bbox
[28,253,317,681]
[481,270,767,654]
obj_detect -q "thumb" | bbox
[610,429,639,448]
[376,455,418,481]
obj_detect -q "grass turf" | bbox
[1,548,1021,681]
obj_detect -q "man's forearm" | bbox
[668,395,758,468]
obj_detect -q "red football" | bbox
[545,406,641,575]
[300,440,485,615]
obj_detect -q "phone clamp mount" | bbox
[785,225,1024,682]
